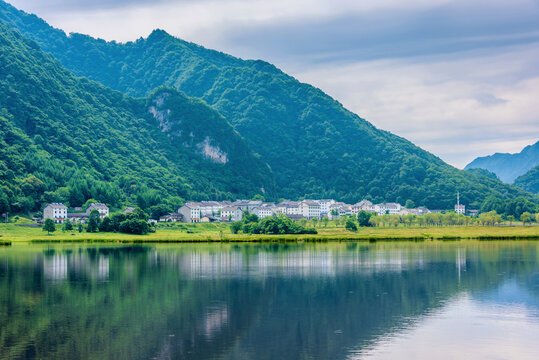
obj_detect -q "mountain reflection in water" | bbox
[0,242,537,360]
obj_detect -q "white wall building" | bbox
[374,203,402,215]
[300,200,321,219]
[318,199,335,215]
[86,203,109,219]
[455,204,466,215]
[43,203,67,223]
[221,206,243,222]
[178,203,201,223]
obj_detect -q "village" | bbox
[41,198,473,224]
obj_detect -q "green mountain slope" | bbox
[0,0,537,209]
[465,141,539,183]
[0,21,274,214]
[514,166,539,194]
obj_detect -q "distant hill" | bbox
[465,141,539,183]
[514,166,539,194]
[0,0,538,210]
[0,21,274,214]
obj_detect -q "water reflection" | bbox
[0,242,538,360]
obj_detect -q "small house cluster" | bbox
[42,203,110,223]
[42,198,474,224]
[174,199,450,223]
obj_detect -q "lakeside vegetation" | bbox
[1,220,538,244]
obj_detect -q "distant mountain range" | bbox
[0,0,537,212]
[465,141,539,183]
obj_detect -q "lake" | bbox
[1,241,538,359]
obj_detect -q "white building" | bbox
[300,200,321,219]
[318,199,335,215]
[43,203,67,223]
[252,203,276,219]
[178,203,201,223]
[455,204,466,215]
[86,203,109,219]
[221,206,243,222]
[198,201,223,216]
[373,203,402,215]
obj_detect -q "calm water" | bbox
[1,242,538,360]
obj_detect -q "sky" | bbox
[7,0,539,168]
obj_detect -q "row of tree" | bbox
[230,212,317,235]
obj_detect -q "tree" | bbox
[356,211,373,227]
[520,212,531,226]
[99,216,114,232]
[405,199,415,209]
[345,219,358,232]
[321,216,329,227]
[87,209,101,232]
[119,219,149,235]
[78,223,83,232]
[62,219,73,231]
[230,222,242,234]
[43,219,56,235]
[507,215,515,226]
[536,213,539,224]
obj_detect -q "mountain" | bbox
[0,21,275,214]
[465,168,499,181]
[465,141,539,183]
[514,166,539,194]
[0,0,538,210]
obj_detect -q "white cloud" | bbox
[295,44,539,168]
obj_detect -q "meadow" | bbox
[1,220,538,245]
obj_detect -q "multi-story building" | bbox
[86,203,109,219]
[178,203,201,223]
[221,206,243,222]
[318,199,335,215]
[43,203,67,223]
[373,203,401,215]
[455,204,466,215]
[300,200,321,219]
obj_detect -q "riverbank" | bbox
[1,223,538,244]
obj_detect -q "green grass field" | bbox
[1,221,538,244]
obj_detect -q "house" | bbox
[178,203,201,223]
[318,199,335,215]
[86,203,109,219]
[67,212,88,224]
[221,206,243,222]
[373,203,401,215]
[455,204,466,215]
[468,209,479,217]
[200,216,219,223]
[252,203,276,219]
[159,213,184,222]
[123,207,135,214]
[300,200,321,219]
[199,201,223,216]
[247,201,263,211]
[43,203,67,224]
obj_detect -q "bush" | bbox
[119,219,149,235]
[345,219,358,232]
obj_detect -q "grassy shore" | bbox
[1,222,538,245]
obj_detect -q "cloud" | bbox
[295,44,539,168]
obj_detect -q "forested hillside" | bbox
[514,166,539,194]
[0,0,537,210]
[0,21,274,214]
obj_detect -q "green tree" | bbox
[507,215,515,226]
[87,209,101,233]
[345,219,358,232]
[78,223,83,233]
[404,199,415,209]
[43,218,56,235]
[356,211,373,227]
[62,219,73,231]
[520,212,531,226]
